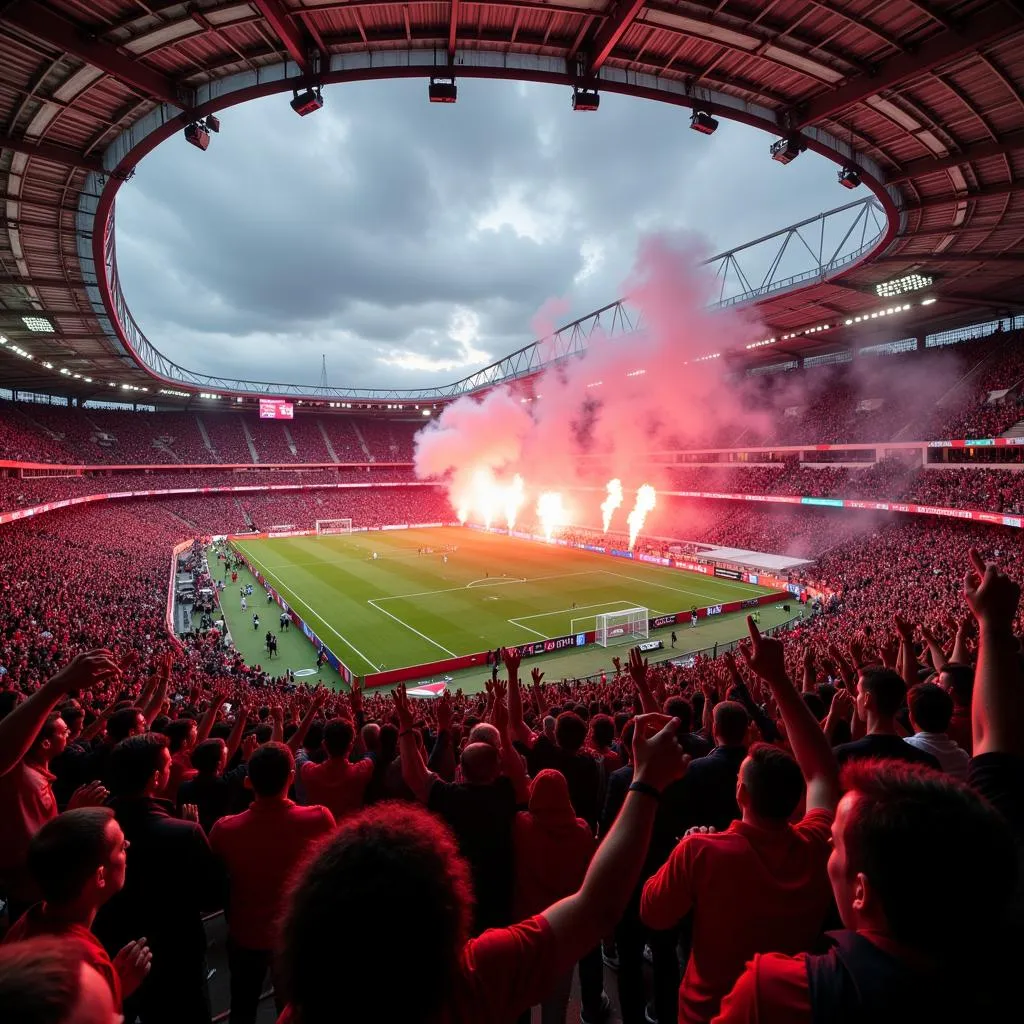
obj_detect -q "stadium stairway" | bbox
[195,415,217,459]
[316,419,340,462]
[350,419,374,461]
[241,418,260,463]
[283,423,299,457]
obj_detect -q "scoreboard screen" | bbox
[259,399,294,420]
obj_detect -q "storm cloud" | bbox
[115,78,839,391]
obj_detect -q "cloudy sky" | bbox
[115,79,841,391]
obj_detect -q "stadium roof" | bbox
[0,0,1022,404]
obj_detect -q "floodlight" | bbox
[770,135,804,164]
[205,114,221,133]
[184,123,210,151]
[429,78,457,103]
[290,88,323,116]
[838,166,861,189]
[690,110,719,135]
[21,316,54,332]
[572,88,600,111]
[876,273,934,298]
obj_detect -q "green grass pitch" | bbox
[227,527,782,679]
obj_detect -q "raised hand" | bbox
[241,734,259,760]
[501,647,522,678]
[965,547,1021,632]
[68,780,109,809]
[830,688,855,721]
[684,825,716,837]
[348,679,363,713]
[180,804,200,823]
[893,614,915,640]
[631,713,689,792]
[627,647,650,690]
[113,939,152,998]
[49,650,121,696]
[530,667,545,688]
[393,684,414,731]
[436,692,453,732]
[740,615,787,684]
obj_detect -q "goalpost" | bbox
[594,607,649,647]
[315,518,353,536]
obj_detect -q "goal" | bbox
[594,607,649,647]
[315,518,353,536]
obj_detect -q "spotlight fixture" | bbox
[572,87,600,112]
[770,135,804,165]
[876,273,934,298]
[184,122,210,151]
[428,77,457,103]
[290,87,323,116]
[690,110,719,135]
[205,114,221,134]
[838,166,861,189]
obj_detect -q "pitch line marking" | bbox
[234,544,382,672]
[466,577,527,589]
[596,569,760,602]
[512,599,647,623]
[506,620,548,639]
[367,599,457,658]
[371,570,602,603]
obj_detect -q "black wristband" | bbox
[628,780,662,800]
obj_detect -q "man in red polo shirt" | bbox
[299,717,374,822]
[641,617,839,1023]
[4,807,152,1010]
[211,742,335,1024]
[716,552,1020,1023]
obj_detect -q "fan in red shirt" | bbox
[716,556,1021,1023]
[3,807,152,1009]
[278,673,691,1024]
[299,717,375,821]
[210,742,335,1024]
[512,769,596,1022]
[641,617,839,1023]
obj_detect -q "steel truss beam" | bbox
[587,0,646,73]
[888,130,1024,182]
[0,132,104,172]
[252,0,316,76]
[2,1,186,108]
[903,179,1024,208]
[793,5,1024,128]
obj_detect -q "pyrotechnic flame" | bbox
[626,484,656,550]
[472,469,496,529]
[456,507,468,525]
[536,491,568,543]
[504,474,525,530]
[601,478,623,534]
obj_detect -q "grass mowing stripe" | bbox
[366,598,457,658]
[236,542,382,672]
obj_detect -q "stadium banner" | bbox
[509,632,590,660]
[637,640,663,652]
[671,558,711,574]
[638,553,671,566]
[363,652,491,689]
[651,613,680,628]
[714,567,744,580]
[610,549,634,559]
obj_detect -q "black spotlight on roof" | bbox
[572,87,600,111]
[205,114,220,134]
[184,122,210,151]
[838,166,861,189]
[428,77,458,103]
[290,87,323,116]
[770,134,805,165]
[690,110,719,135]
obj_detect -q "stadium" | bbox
[0,2,1022,1024]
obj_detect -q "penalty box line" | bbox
[366,599,457,659]
[507,599,667,640]
[235,544,382,673]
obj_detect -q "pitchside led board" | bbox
[259,399,294,420]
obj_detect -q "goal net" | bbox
[316,518,353,536]
[594,607,649,648]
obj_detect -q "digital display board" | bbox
[259,399,294,420]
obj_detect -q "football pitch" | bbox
[227,527,784,680]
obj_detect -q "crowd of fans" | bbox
[0,403,420,465]
[0,473,1021,1023]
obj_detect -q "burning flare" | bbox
[601,478,623,534]
[504,474,525,530]
[536,491,568,543]
[626,484,656,550]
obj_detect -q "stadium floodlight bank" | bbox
[315,518,353,535]
[594,607,649,647]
